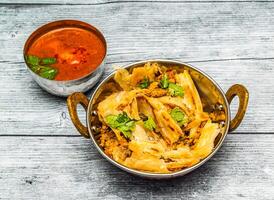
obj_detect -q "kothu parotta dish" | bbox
[96,62,225,173]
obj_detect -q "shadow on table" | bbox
[94,154,220,199]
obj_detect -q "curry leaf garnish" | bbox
[138,77,150,89]
[105,112,135,138]
[25,55,58,80]
[170,107,188,127]
[160,74,169,89]
[143,116,156,131]
[168,83,184,97]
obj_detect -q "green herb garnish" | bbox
[168,83,184,97]
[39,67,58,80]
[25,55,58,80]
[41,57,57,65]
[170,107,188,127]
[118,121,135,138]
[159,74,184,97]
[160,74,169,89]
[26,55,40,66]
[138,77,150,89]
[143,116,156,131]
[105,112,135,138]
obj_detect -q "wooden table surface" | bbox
[0,0,274,199]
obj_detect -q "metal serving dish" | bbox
[67,59,249,179]
[23,20,107,97]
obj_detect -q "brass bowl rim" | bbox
[87,59,231,178]
[23,19,107,83]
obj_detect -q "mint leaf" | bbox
[138,77,150,89]
[25,55,40,66]
[25,55,58,80]
[116,112,131,123]
[29,65,58,80]
[39,67,58,80]
[170,107,188,127]
[105,115,119,128]
[29,65,40,73]
[105,112,135,138]
[41,57,56,65]
[168,83,184,97]
[159,73,184,97]
[119,121,135,138]
[143,116,156,131]
[160,74,169,89]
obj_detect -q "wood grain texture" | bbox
[2,2,274,62]
[1,0,274,5]
[0,1,273,199]
[0,1,274,135]
[0,59,273,135]
[0,134,273,199]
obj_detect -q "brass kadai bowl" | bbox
[67,59,249,179]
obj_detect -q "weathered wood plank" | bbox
[0,0,273,5]
[0,60,273,135]
[0,2,272,199]
[0,3,273,135]
[0,134,273,199]
[1,3,274,62]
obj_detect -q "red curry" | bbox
[27,27,106,81]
